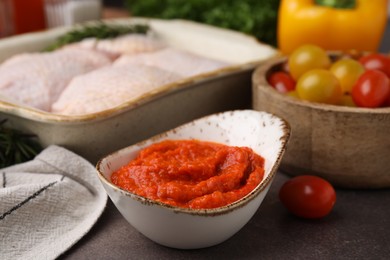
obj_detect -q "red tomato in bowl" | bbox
[268,71,296,93]
[384,94,390,107]
[279,175,336,219]
[351,70,390,108]
[359,53,390,77]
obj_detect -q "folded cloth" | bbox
[0,145,107,260]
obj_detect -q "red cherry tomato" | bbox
[279,175,336,219]
[268,72,296,93]
[384,94,390,107]
[359,53,390,77]
[351,70,390,108]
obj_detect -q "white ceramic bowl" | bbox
[96,110,290,249]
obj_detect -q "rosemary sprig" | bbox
[0,120,42,168]
[44,22,150,51]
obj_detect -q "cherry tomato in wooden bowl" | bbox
[279,175,336,219]
[359,53,390,78]
[268,71,296,93]
[288,44,331,80]
[296,69,342,105]
[351,70,390,108]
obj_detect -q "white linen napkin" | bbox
[0,145,107,260]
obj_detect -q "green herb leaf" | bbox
[126,0,280,46]
[44,22,150,51]
[0,120,42,168]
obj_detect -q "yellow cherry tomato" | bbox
[296,69,342,104]
[340,94,357,107]
[288,44,331,81]
[287,90,299,99]
[330,58,365,94]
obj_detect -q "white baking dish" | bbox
[0,18,277,163]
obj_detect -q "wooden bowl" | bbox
[252,57,390,189]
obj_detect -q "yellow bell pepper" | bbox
[277,0,388,54]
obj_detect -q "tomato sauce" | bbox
[111,140,265,209]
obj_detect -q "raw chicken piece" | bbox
[0,48,111,111]
[67,34,166,59]
[114,47,230,78]
[51,64,182,115]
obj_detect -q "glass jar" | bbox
[44,0,102,28]
[0,0,14,37]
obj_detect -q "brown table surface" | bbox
[59,12,390,260]
[60,172,390,260]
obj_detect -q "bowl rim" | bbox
[96,109,291,216]
[253,55,390,114]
